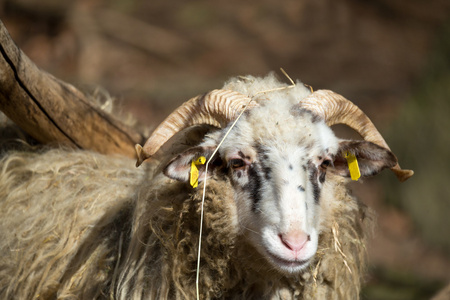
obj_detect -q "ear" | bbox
[163,146,222,182]
[332,141,398,178]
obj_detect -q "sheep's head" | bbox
[135,75,413,274]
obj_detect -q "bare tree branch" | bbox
[0,18,143,159]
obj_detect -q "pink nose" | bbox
[279,231,310,252]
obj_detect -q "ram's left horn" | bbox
[300,90,413,182]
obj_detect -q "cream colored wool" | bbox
[0,147,372,299]
[0,148,145,299]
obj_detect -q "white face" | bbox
[218,108,339,274]
[163,86,398,275]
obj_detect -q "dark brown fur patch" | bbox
[255,144,272,180]
[308,161,321,205]
[243,163,264,212]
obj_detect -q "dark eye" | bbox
[320,159,332,169]
[229,159,245,169]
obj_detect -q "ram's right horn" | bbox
[136,89,256,167]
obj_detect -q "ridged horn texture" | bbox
[300,90,414,182]
[135,89,255,167]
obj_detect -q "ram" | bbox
[0,73,412,299]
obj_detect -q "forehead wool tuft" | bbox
[217,73,339,158]
[222,72,311,105]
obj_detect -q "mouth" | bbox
[265,249,311,272]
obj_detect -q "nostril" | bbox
[279,231,310,252]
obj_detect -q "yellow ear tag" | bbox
[190,156,206,188]
[344,152,361,181]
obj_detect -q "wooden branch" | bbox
[0,18,144,159]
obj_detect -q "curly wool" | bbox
[0,146,373,299]
[0,148,143,299]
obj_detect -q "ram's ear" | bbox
[332,141,398,178]
[163,146,221,182]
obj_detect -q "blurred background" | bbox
[1,0,449,299]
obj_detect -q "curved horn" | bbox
[301,90,413,182]
[135,89,255,167]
